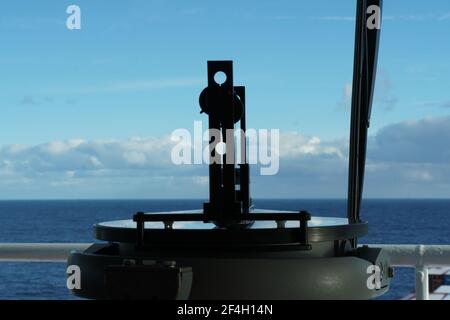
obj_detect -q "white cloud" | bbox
[0,136,177,176]
[89,156,103,168]
[369,116,450,163]
[2,116,450,198]
[279,133,344,159]
[45,139,84,155]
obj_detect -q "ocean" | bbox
[0,199,449,300]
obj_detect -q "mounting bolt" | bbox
[164,221,174,230]
[276,220,286,229]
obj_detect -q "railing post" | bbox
[415,265,429,300]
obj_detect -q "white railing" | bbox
[0,243,91,262]
[371,244,450,300]
[1,243,450,300]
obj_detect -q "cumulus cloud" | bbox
[0,137,177,175]
[2,116,450,199]
[0,132,345,198]
[369,116,450,163]
[0,136,209,199]
[278,133,344,159]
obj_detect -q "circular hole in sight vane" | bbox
[215,142,226,155]
[214,71,227,85]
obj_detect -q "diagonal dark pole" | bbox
[347,0,383,228]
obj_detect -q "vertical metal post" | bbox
[348,0,365,225]
[415,266,429,300]
[347,0,383,234]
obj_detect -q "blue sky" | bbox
[1,0,450,199]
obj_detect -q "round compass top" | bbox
[98,209,349,230]
[94,209,368,246]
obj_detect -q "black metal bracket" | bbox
[133,211,311,250]
[199,61,251,227]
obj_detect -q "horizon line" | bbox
[0,198,449,201]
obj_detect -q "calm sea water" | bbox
[0,199,449,300]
